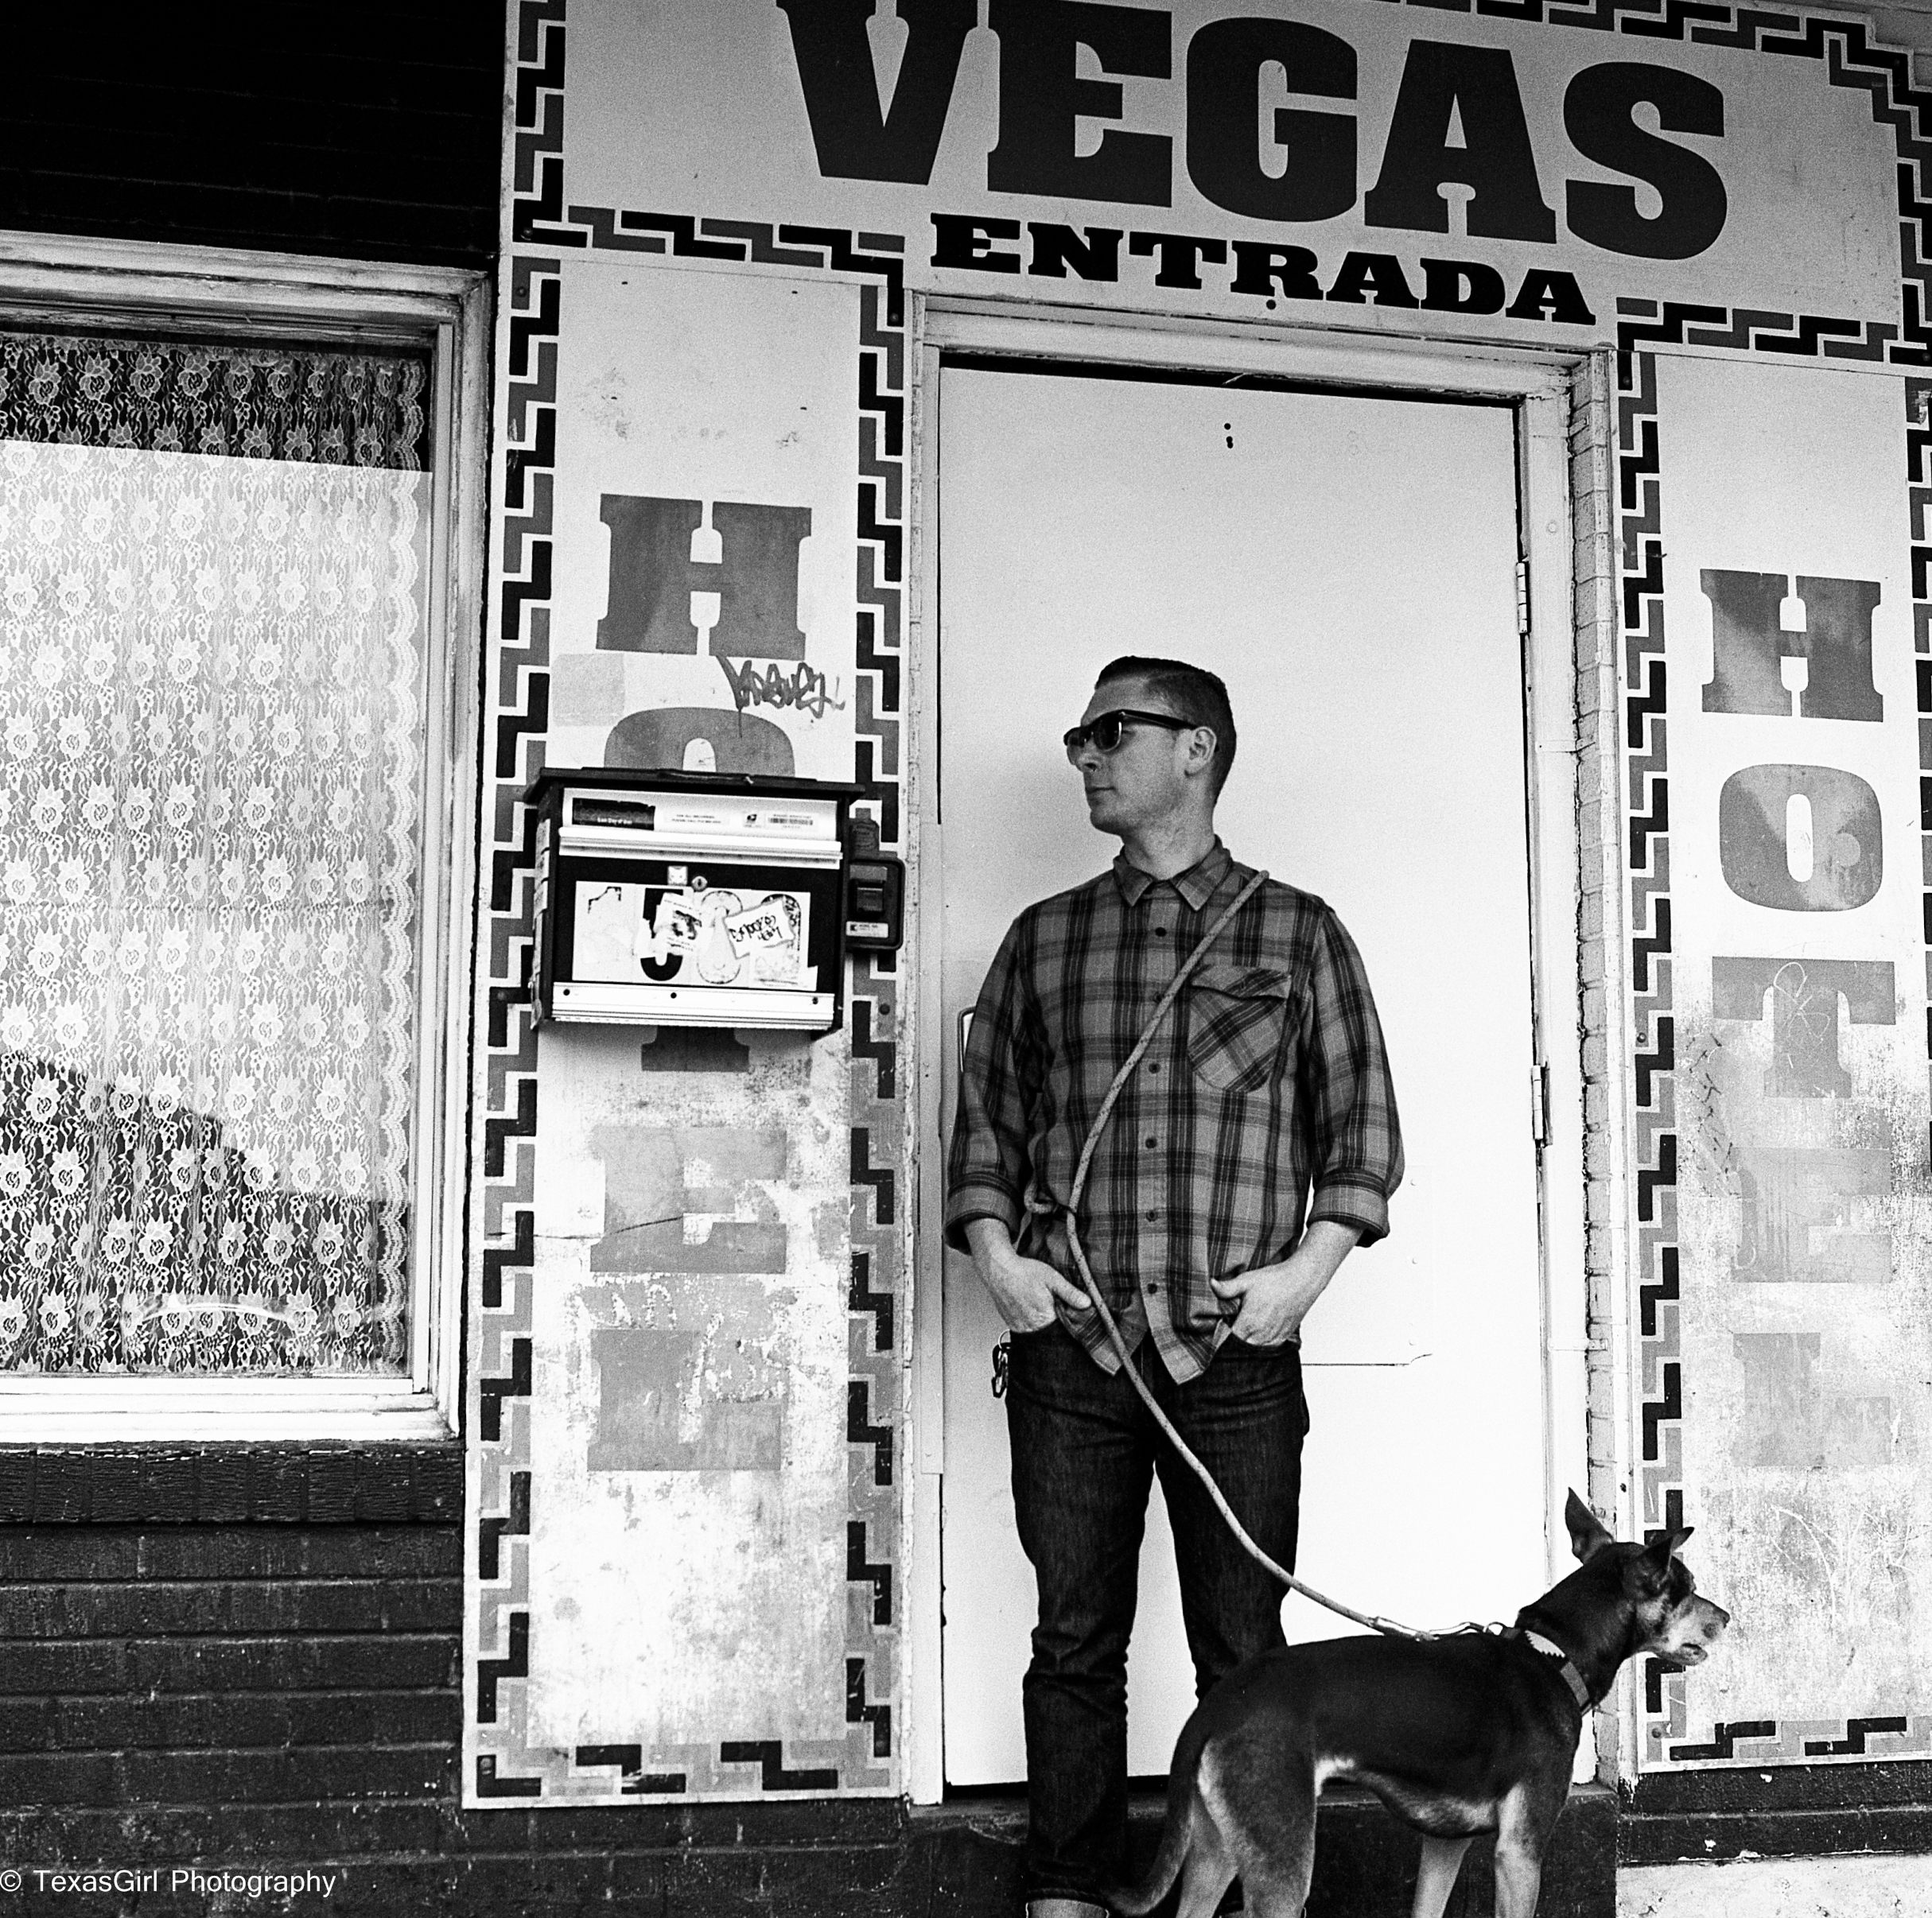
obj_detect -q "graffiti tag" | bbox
[717,657,847,720]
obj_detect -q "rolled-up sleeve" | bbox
[944,915,1037,1253]
[1300,907,1404,1245]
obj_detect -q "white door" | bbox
[931,360,1549,1786]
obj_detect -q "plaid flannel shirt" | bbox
[945,841,1403,1381]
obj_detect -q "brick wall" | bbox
[1568,359,1631,1518]
[0,2,503,268]
[0,1450,458,1897]
[1568,353,1640,1790]
[0,1451,970,1914]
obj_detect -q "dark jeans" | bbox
[1004,1322,1309,1902]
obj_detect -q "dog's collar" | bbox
[1511,1627,1596,1710]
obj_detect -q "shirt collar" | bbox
[1111,838,1234,910]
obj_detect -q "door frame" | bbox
[902,303,1604,1804]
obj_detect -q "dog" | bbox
[1107,1491,1728,1918]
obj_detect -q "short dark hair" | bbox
[1094,655,1238,797]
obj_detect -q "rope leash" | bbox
[1021,869,1440,1644]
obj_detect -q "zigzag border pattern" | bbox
[1613,297,1899,363]
[1663,1708,1930,1765]
[843,253,910,1807]
[544,203,908,328]
[1615,348,1696,1768]
[465,0,904,1806]
[464,0,565,1807]
[1393,0,1932,374]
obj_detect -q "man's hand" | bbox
[1210,1220,1362,1346]
[964,1218,1094,1334]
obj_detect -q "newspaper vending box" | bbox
[524,769,865,1031]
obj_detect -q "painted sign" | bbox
[553,0,1907,345]
[468,0,1932,1810]
[1631,351,1932,1767]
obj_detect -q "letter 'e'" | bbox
[987,0,1173,206]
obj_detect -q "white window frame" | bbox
[0,231,489,1441]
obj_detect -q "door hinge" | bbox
[1515,558,1530,638]
[1530,1062,1550,1148]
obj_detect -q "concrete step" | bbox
[904,1781,1618,1916]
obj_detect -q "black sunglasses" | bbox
[1062,709,1193,763]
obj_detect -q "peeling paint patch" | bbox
[811,1198,846,1260]
[1732,1146,1891,1282]
[638,1027,752,1074]
[548,649,629,727]
[588,1123,789,1273]
[589,1325,785,1471]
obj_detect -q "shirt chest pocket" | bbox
[1186,965,1298,1095]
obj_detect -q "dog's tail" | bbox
[1102,1722,1211,1916]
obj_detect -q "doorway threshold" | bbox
[904,1783,1616,1916]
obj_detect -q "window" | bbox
[0,238,487,1437]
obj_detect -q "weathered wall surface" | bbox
[466,5,910,1804]
[478,0,1932,1819]
[1620,1852,1932,1916]
[1618,350,1932,1771]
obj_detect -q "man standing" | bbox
[945,656,1404,1918]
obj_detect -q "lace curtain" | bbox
[0,334,429,466]
[0,334,433,1375]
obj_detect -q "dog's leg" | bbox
[1170,1790,1239,1918]
[1493,1842,1543,1918]
[1171,1844,1238,1918]
[1225,1802,1313,1918]
[1236,1849,1313,1918]
[1411,1835,1472,1918]
[1200,1744,1313,1918]
[1494,1782,1560,1918]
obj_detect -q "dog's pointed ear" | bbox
[1629,1525,1694,1594]
[1566,1489,1616,1563]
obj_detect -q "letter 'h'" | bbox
[598,495,812,659]
[1701,570,1883,720]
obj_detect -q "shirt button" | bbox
[1154,926,1168,938]
[1147,1062,1160,1075]
[1145,1136,1157,1149]
[1145,1208,1158,1221]
[1147,1281,1161,1294]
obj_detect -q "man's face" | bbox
[1071,676,1196,838]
